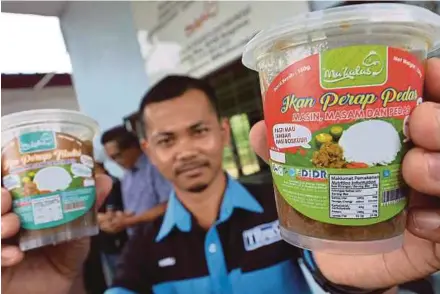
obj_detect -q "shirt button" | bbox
[208,243,217,253]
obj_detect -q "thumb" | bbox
[124,210,135,217]
[249,120,269,163]
[407,208,440,243]
[115,210,125,217]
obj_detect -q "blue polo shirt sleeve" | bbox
[104,287,137,294]
[106,224,154,294]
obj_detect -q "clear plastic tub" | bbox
[1,109,99,251]
[242,3,440,254]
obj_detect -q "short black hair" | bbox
[138,75,220,137]
[101,125,140,150]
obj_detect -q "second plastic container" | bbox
[242,3,440,254]
[1,109,99,251]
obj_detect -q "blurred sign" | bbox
[131,1,310,86]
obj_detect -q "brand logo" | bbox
[158,257,176,268]
[320,46,388,89]
[243,220,281,251]
[298,169,327,181]
[19,131,56,154]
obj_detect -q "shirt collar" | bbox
[131,154,149,172]
[155,175,264,242]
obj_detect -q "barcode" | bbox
[383,189,405,204]
[64,201,85,212]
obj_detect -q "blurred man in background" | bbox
[98,126,171,236]
[95,161,128,286]
[82,161,128,293]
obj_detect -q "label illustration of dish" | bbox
[1,131,96,230]
[265,45,423,226]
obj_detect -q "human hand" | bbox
[249,58,440,289]
[1,174,113,294]
[98,210,134,233]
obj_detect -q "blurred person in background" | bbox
[98,126,171,236]
[94,161,128,287]
[82,160,126,293]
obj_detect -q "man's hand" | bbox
[97,210,134,233]
[98,203,168,232]
[1,174,113,294]
[249,58,440,289]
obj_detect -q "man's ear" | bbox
[140,138,160,168]
[140,138,150,156]
[220,117,231,148]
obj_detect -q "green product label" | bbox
[320,45,388,89]
[264,45,424,226]
[2,131,96,230]
[271,163,406,225]
[13,187,96,230]
[19,131,57,154]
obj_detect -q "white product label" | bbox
[329,174,379,219]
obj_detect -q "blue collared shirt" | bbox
[121,155,172,235]
[155,176,264,242]
[106,176,311,294]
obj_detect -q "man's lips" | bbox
[176,162,209,175]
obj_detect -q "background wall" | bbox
[60,1,149,177]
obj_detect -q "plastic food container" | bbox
[1,109,99,251]
[242,3,440,254]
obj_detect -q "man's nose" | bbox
[175,137,198,161]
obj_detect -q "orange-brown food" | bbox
[23,182,39,196]
[312,142,346,168]
[275,186,406,241]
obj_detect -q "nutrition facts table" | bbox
[329,174,379,219]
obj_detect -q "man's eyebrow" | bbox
[189,121,206,129]
[152,131,174,138]
[150,121,208,138]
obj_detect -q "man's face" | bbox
[103,141,139,170]
[142,89,229,193]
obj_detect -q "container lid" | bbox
[242,3,440,70]
[1,109,99,133]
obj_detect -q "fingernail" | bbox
[427,153,440,181]
[413,210,440,231]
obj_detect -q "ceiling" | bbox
[2,1,67,17]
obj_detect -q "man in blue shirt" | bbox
[99,126,171,236]
[103,76,311,293]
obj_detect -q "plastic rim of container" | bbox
[279,226,403,255]
[242,3,440,70]
[1,109,99,134]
